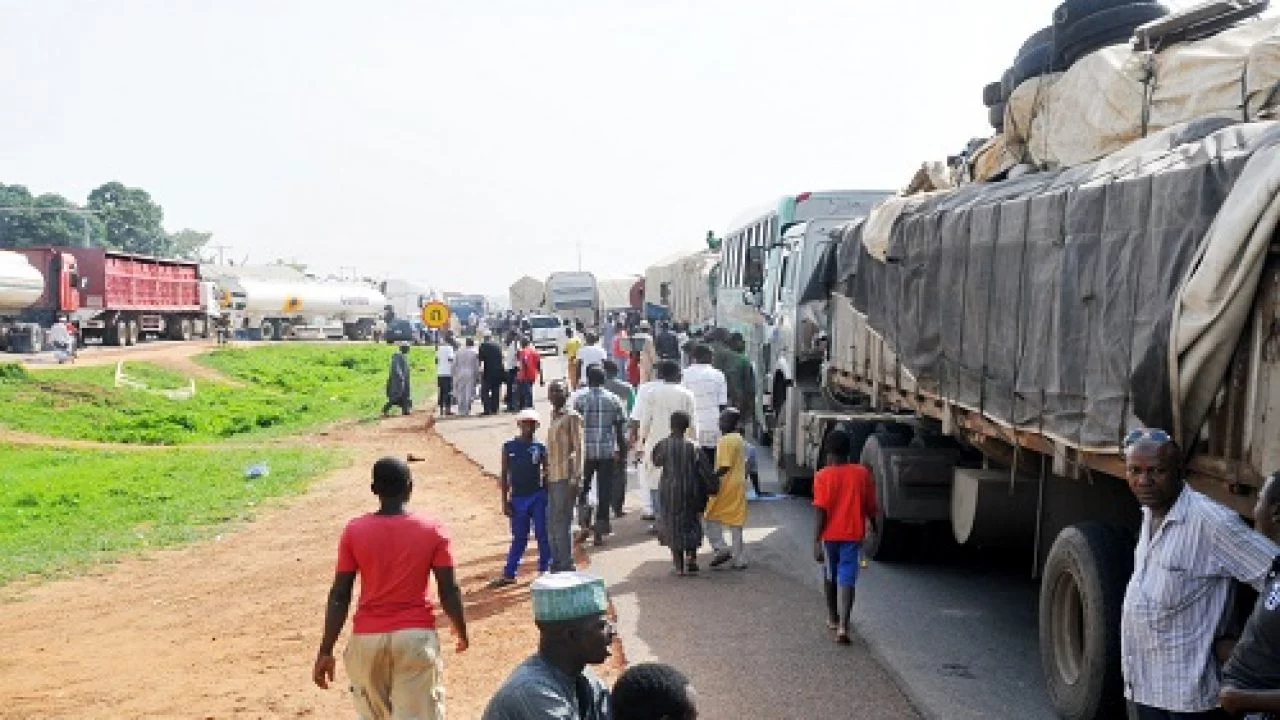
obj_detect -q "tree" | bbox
[87,181,167,256]
[169,228,213,260]
[0,184,96,249]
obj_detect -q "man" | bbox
[492,409,552,587]
[612,663,699,720]
[503,331,521,412]
[709,328,735,379]
[705,408,749,571]
[481,572,614,720]
[603,359,636,518]
[1120,430,1278,719]
[576,332,609,392]
[682,344,728,469]
[515,338,543,411]
[652,410,711,575]
[545,380,584,573]
[611,322,630,378]
[313,457,469,720]
[478,334,506,416]
[653,321,681,365]
[48,316,76,363]
[382,343,413,417]
[436,338,456,416]
[630,322,657,384]
[454,338,480,417]
[573,365,628,546]
[725,332,756,435]
[564,327,583,392]
[812,429,877,646]
[631,360,697,529]
[1221,471,1280,717]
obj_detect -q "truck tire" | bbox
[1053,0,1152,28]
[126,320,139,346]
[859,433,916,562]
[260,320,276,341]
[989,102,1006,132]
[1040,523,1134,720]
[1054,3,1168,68]
[982,81,1004,107]
[108,319,126,347]
[278,321,292,340]
[179,318,192,341]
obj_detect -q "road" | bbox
[436,354,1058,720]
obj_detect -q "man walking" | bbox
[503,331,521,413]
[611,322,630,379]
[481,572,614,719]
[573,365,628,546]
[454,338,480,417]
[1120,429,1277,718]
[812,429,877,645]
[603,359,636,518]
[436,338,456,416]
[653,321,681,365]
[545,381,583,573]
[382,343,413,417]
[478,334,506,416]
[725,332,756,435]
[492,409,552,587]
[564,327,583,392]
[515,338,543,411]
[631,360,697,529]
[682,344,728,469]
[313,457,469,720]
[577,332,608,386]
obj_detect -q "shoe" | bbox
[641,513,655,521]
[614,509,628,518]
[487,576,516,588]
[709,551,733,568]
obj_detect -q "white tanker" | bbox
[0,251,45,314]
[222,277,388,341]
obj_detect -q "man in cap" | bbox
[313,457,469,720]
[491,408,552,587]
[482,571,615,720]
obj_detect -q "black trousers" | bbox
[437,376,453,412]
[1129,704,1229,720]
[504,369,518,410]
[481,376,503,414]
[579,458,616,537]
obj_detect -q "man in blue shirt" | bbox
[492,409,551,587]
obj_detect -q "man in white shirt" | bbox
[681,343,728,468]
[436,339,457,416]
[576,332,609,387]
[503,331,520,412]
[630,360,697,527]
[1119,429,1278,719]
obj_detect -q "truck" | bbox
[380,279,435,324]
[545,271,599,328]
[0,247,219,352]
[743,120,1280,720]
[219,277,386,341]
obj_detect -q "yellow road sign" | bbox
[283,295,304,313]
[422,301,450,329]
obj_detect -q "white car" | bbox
[527,314,566,354]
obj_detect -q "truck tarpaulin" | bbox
[828,119,1280,450]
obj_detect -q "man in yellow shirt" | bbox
[704,408,748,570]
[564,327,584,391]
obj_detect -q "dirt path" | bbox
[0,415,617,719]
[21,339,247,385]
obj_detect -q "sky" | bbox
[0,0,1206,295]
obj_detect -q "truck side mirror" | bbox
[744,247,765,291]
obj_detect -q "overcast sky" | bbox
[0,0,1203,295]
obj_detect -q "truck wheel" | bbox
[108,320,126,347]
[179,318,192,341]
[859,433,915,562]
[1040,523,1133,720]
[260,320,276,341]
[126,321,139,346]
[278,321,292,340]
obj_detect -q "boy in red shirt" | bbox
[314,457,469,720]
[812,429,878,645]
[515,337,543,410]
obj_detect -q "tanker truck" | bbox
[220,277,386,341]
[0,247,220,352]
[748,120,1280,719]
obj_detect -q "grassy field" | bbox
[0,444,345,583]
[0,343,436,445]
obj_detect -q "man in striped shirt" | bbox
[1120,430,1278,719]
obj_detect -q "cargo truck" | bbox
[742,120,1280,720]
[0,247,219,352]
[545,271,599,328]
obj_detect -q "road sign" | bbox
[422,301,450,329]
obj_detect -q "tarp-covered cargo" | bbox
[645,249,718,326]
[827,119,1280,451]
[598,278,640,312]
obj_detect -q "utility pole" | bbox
[577,242,582,272]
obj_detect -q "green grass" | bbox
[0,344,435,445]
[0,444,345,583]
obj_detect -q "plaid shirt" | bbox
[572,386,627,460]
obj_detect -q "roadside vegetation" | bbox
[0,444,344,583]
[0,344,435,445]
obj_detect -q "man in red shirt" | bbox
[515,337,543,411]
[313,457,469,720]
[812,429,878,646]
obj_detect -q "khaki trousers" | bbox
[344,628,445,720]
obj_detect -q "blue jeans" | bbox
[517,380,534,410]
[504,490,550,578]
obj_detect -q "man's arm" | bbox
[814,507,828,563]
[314,571,357,689]
[432,566,469,653]
[1214,515,1279,590]
[572,415,584,482]
[499,450,512,517]
[1220,687,1280,714]
[612,400,627,461]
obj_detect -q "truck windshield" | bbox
[529,316,560,329]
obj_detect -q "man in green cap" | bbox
[482,571,615,719]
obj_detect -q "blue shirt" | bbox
[504,438,546,497]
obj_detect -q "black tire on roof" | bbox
[1016,25,1057,60]
[1054,3,1169,67]
[989,102,1006,132]
[983,81,1004,107]
[1007,44,1056,97]
[1053,0,1157,29]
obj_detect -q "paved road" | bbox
[435,355,1057,719]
